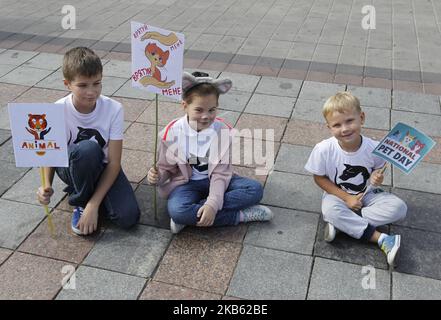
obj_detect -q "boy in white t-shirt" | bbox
[304,92,407,267]
[36,47,140,236]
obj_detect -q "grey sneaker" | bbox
[241,205,273,222]
[170,219,185,234]
[324,222,337,242]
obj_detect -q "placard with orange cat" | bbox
[131,21,185,101]
[8,103,68,167]
[373,122,436,174]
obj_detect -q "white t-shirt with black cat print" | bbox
[304,136,386,195]
[56,94,124,163]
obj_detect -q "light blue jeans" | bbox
[167,175,263,226]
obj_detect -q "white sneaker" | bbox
[170,219,185,234]
[324,222,337,242]
[241,205,273,222]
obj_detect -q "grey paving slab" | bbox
[393,162,441,195]
[391,110,441,137]
[244,206,319,255]
[102,60,131,79]
[219,72,261,92]
[314,219,390,270]
[392,225,441,280]
[219,90,252,112]
[135,184,170,229]
[262,171,322,213]
[0,199,45,249]
[308,257,391,300]
[393,272,441,300]
[0,64,16,77]
[0,247,12,265]
[291,98,325,123]
[113,80,156,100]
[0,106,10,130]
[101,76,127,96]
[0,129,10,145]
[255,77,303,98]
[22,53,63,71]
[56,266,146,300]
[0,66,54,86]
[1,168,66,208]
[0,50,38,66]
[392,91,440,115]
[363,106,390,130]
[392,188,441,233]
[0,139,13,162]
[34,69,66,91]
[274,143,312,175]
[0,161,29,196]
[217,109,241,127]
[227,245,312,300]
[244,93,295,118]
[83,224,172,278]
[298,81,345,102]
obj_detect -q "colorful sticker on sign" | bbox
[372,122,436,174]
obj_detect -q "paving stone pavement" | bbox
[1,3,441,300]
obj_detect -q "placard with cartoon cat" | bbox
[8,103,68,167]
[373,122,436,174]
[131,21,185,101]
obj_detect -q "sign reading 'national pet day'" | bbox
[131,21,185,101]
[8,103,68,167]
[373,122,436,174]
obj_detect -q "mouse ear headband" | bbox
[182,71,232,95]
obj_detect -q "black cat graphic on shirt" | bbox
[68,127,106,148]
[334,164,370,193]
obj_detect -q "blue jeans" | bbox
[167,175,263,226]
[56,140,140,229]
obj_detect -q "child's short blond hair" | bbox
[62,47,102,82]
[322,92,361,119]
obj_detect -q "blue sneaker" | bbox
[71,207,84,235]
[380,234,401,267]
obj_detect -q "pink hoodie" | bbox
[156,116,235,212]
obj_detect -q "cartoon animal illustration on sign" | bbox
[390,129,401,141]
[137,31,179,89]
[26,114,51,140]
[401,131,416,148]
[411,140,425,155]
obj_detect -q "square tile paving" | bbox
[392,90,440,114]
[244,206,319,255]
[227,245,312,300]
[393,162,441,194]
[56,266,146,300]
[135,184,170,229]
[17,210,101,264]
[392,272,441,300]
[391,225,441,280]
[262,171,323,213]
[83,225,172,278]
[392,188,441,233]
[1,168,66,208]
[235,113,288,142]
[140,280,221,300]
[308,257,391,300]
[298,81,345,101]
[154,233,241,295]
[0,199,46,249]
[347,85,392,109]
[1,66,53,86]
[244,93,295,118]
[0,252,69,299]
[218,90,252,112]
[255,77,303,97]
